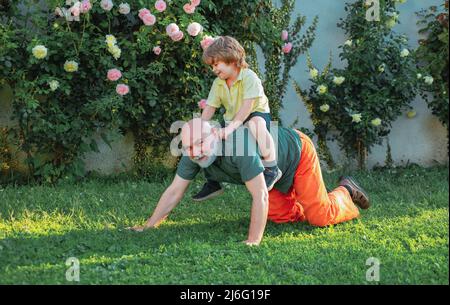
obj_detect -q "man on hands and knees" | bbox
[128,118,370,246]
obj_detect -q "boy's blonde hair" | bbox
[202,36,249,69]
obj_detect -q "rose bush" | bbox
[415,1,449,152]
[0,0,215,183]
[295,0,423,169]
[0,0,317,183]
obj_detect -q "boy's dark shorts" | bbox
[221,112,272,132]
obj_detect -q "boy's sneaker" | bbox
[339,176,370,209]
[264,167,283,191]
[192,181,224,202]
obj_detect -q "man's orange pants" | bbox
[268,131,360,226]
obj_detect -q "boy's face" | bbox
[211,61,238,80]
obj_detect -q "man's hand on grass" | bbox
[126,224,152,232]
[242,240,260,246]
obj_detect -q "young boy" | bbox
[192,36,282,201]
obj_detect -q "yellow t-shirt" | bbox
[206,68,270,121]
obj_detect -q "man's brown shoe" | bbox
[339,176,370,209]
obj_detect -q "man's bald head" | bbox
[181,118,220,167]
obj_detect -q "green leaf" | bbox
[89,139,100,153]
[438,32,448,43]
[71,159,85,177]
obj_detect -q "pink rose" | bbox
[190,0,201,7]
[187,22,202,36]
[153,46,161,55]
[200,36,215,50]
[80,0,92,13]
[183,3,195,14]
[142,14,156,26]
[166,23,179,36]
[70,2,81,17]
[155,0,167,12]
[138,8,151,20]
[198,99,207,109]
[116,84,130,96]
[282,42,292,54]
[170,30,184,41]
[281,30,288,41]
[107,68,122,81]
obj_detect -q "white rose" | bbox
[320,104,330,112]
[119,3,130,14]
[386,18,396,29]
[371,118,382,126]
[100,0,114,11]
[32,45,48,59]
[351,113,362,123]
[424,76,434,85]
[333,76,345,85]
[187,22,203,37]
[400,49,410,58]
[105,34,117,46]
[310,68,319,79]
[316,85,328,95]
[49,80,59,91]
[109,45,121,59]
[64,60,79,72]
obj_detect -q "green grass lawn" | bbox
[0,165,448,284]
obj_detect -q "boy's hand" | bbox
[219,127,234,140]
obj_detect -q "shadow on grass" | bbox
[1,215,448,285]
[0,217,327,267]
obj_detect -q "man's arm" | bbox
[221,99,255,139]
[201,105,217,121]
[243,172,269,245]
[128,174,191,231]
